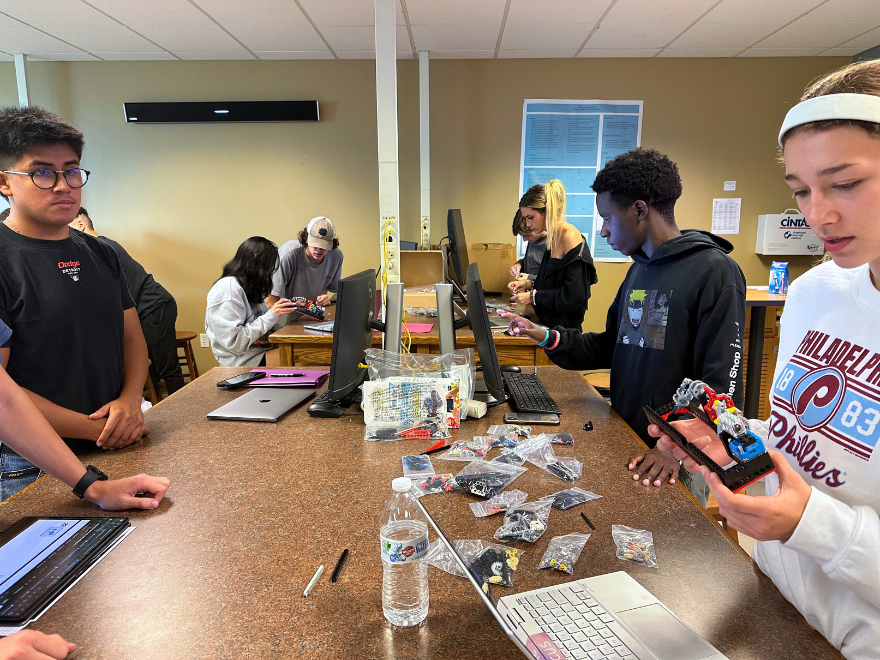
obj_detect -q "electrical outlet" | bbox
[200,333,210,348]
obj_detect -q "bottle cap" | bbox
[392,477,413,493]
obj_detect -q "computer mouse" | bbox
[500,365,522,373]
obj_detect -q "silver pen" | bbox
[303,565,324,597]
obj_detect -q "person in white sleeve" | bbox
[649,60,880,659]
[205,236,297,367]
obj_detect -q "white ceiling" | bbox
[0,0,876,61]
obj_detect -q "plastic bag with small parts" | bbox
[538,532,591,574]
[469,489,528,517]
[538,487,602,510]
[456,540,523,593]
[402,454,435,478]
[487,434,520,449]
[546,433,574,446]
[493,500,553,543]
[426,539,467,578]
[411,473,456,496]
[452,460,527,498]
[487,424,532,439]
[612,525,658,568]
[437,437,490,461]
[525,435,583,483]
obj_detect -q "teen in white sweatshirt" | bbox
[650,60,880,659]
[205,237,296,367]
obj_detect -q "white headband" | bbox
[779,93,880,146]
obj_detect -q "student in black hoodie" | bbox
[500,149,746,503]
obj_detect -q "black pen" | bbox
[270,373,305,377]
[331,549,349,583]
[580,512,596,531]
[424,445,449,456]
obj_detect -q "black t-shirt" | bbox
[99,236,172,319]
[0,224,135,453]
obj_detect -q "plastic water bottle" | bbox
[381,477,429,626]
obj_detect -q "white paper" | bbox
[723,181,736,191]
[712,198,741,235]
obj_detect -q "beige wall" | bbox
[0,55,848,369]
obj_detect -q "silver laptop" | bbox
[417,500,728,660]
[207,387,315,422]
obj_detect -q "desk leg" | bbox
[279,344,293,368]
[744,306,766,418]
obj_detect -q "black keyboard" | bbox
[502,371,561,414]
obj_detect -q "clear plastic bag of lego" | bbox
[539,487,602,510]
[363,348,475,422]
[525,436,583,483]
[411,473,456,495]
[546,432,574,446]
[469,489,528,517]
[362,377,453,441]
[538,533,591,574]
[487,424,532,439]
[487,434,519,449]
[493,500,553,543]
[455,540,523,593]
[426,539,467,578]
[405,307,438,317]
[452,460,527,498]
[489,433,545,467]
[402,454,435,478]
[612,525,658,568]
[437,437,490,461]
[490,448,528,467]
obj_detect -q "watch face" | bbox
[87,465,108,479]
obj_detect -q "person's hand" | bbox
[509,292,532,305]
[0,630,76,659]
[90,396,145,449]
[497,311,547,343]
[648,418,732,472]
[84,474,170,510]
[509,263,522,279]
[699,450,810,542]
[271,298,299,318]
[315,294,331,307]
[628,447,679,487]
[508,279,530,293]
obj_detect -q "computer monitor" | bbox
[447,209,470,288]
[324,269,376,402]
[466,263,507,405]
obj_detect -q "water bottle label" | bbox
[381,533,429,564]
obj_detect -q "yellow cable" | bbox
[380,218,410,352]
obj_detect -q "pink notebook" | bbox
[248,369,330,387]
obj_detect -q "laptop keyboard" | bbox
[517,583,637,660]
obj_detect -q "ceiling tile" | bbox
[704,0,825,23]
[578,48,660,57]
[586,22,692,49]
[428,49,495,58]
[506,0,608,24]
[227,24,327,51]
[818,47,866,56]
[192,0,309,26]
[254,50,335,59]
[0,15,25,29]
[299,0,372,26]
[739,46,826,56]
[603,0,720,24]
[406,0,506,26]
[0,53,13,61]
[755,20,870,48]
[49,27,164,52]
[497,49,578,58]
[26,52,100,61]
[411,23,499,50]
[658,47,743,56]
[0,27,82,53]
[321,25,411,50]
[800,0,880,23]
[501,22,595,50]
[97,51,178,60]
[84,0,216,28]
[174,50,256,60]
[837,25,880,49]
[0,0,116,29]
[670,22,783,48]
[138,25,247,51]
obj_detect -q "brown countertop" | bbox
[0,368,839,660]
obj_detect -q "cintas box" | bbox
[756,208,824,256]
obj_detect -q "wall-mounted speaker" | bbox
[123,101,319,124]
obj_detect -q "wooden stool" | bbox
[707,493,739,544]
[176,331,200,383]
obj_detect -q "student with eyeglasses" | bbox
[0,106,151,499]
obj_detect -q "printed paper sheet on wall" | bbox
[518,99,643,262]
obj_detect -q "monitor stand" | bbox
[472,378,504,406]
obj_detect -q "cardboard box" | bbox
[403,285,437,309]
[756,209,825,256]
[467,243,516,293]
[401,250,446,289]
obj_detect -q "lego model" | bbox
[291,297,325,321]
[643,378,775,492]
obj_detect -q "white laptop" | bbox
[207,387,315,422]
[417,500,728,660]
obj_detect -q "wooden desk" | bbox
[269,300,549,367]
[0,368,839,659]
[745,289,787,418]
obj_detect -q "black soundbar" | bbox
[123,101,319,124]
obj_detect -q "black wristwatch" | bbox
[73,465,108,499]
